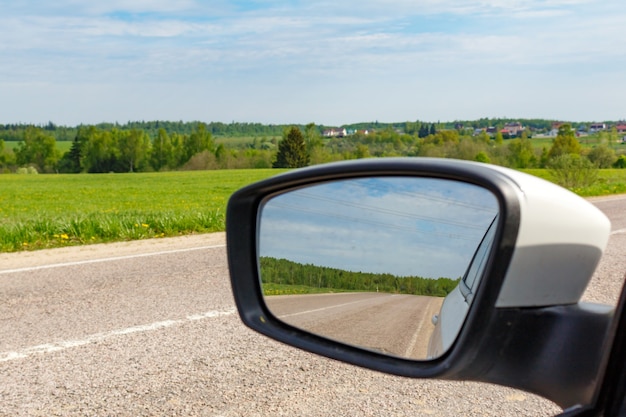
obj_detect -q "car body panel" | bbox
[486,166,611,307]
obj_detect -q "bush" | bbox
[16,166,38,175]
[548,154,598,189]
[613,155,626,169]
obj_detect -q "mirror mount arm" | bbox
[464,303,613,409]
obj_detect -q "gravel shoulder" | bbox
[0,233,226,271]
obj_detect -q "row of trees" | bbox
[0,121,291,143]
[260,257,460,297]
[5,117,620,144]
[1,122,624,174]
[3,124,219,173]
[318,124,625,170]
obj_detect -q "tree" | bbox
[507,136,536,168]
[475,151,490,163]
[150,128,173,171]
[83,127,119,173]
[304,123,323,152]
[57,135,84,173]
[418,124,429,138]
[273,126,310,168]
[116,129,149,172]
[15,127,60,172]
[494,131,504,145]
[0,139,16,171]
[587,144,617,168]
[548,124,581,159]
[354,144,370,159]
[182,123,214,164]
[548,154,598,189]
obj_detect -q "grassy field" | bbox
[1,167,624,252]
[530,134,626,151]
[0,169,285,252]
[523,169,626,196]
[3,141,73,153]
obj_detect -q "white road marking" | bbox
[611,228,626,235]
[276,295,393,319]
[404,297,434,358]
[0,244,226,275]
[0,308,236,362]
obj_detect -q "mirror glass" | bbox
[258,176,499,360]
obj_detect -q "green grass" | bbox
[1,166,624,253]
[530,135,626,151]
[522,169,626,196]
[262,283,353,296]
[0,169,285,252]
[3,141,72,153]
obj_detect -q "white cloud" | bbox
[1,0,625,124]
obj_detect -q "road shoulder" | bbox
[0,232,226,271]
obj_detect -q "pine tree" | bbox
[273,127,310,168]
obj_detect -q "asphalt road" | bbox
[0,195,624,416]
[266,292,443,359]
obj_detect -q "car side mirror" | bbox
[227,158,612,410]
[257,176,499,360]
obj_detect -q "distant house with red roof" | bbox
[500,122,524,137]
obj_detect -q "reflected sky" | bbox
[259,177,498,279]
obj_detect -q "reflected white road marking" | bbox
[404,297,435,358]
[277,295,391,319]
[0,308,236,362]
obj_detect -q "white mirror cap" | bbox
[490,166,611,308]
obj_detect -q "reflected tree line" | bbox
[260,257,460,297]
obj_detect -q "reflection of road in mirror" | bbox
[264,292,443,360]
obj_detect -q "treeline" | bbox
[0,121,293,142]
[2,121,625,175]
[1,124,276,173]
[323,125,626,170]
[260,257,460,297]
[2,117,597,143]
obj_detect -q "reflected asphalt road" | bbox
[266,292,443,359]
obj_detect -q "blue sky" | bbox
[1,1,625,126]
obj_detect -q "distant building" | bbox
[589,123,607,133]
[322,128,347,138]
[473,128,486,136]
[500,122,524,137]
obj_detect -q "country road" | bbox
[0,195,625,416]
[266,292,443,359]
